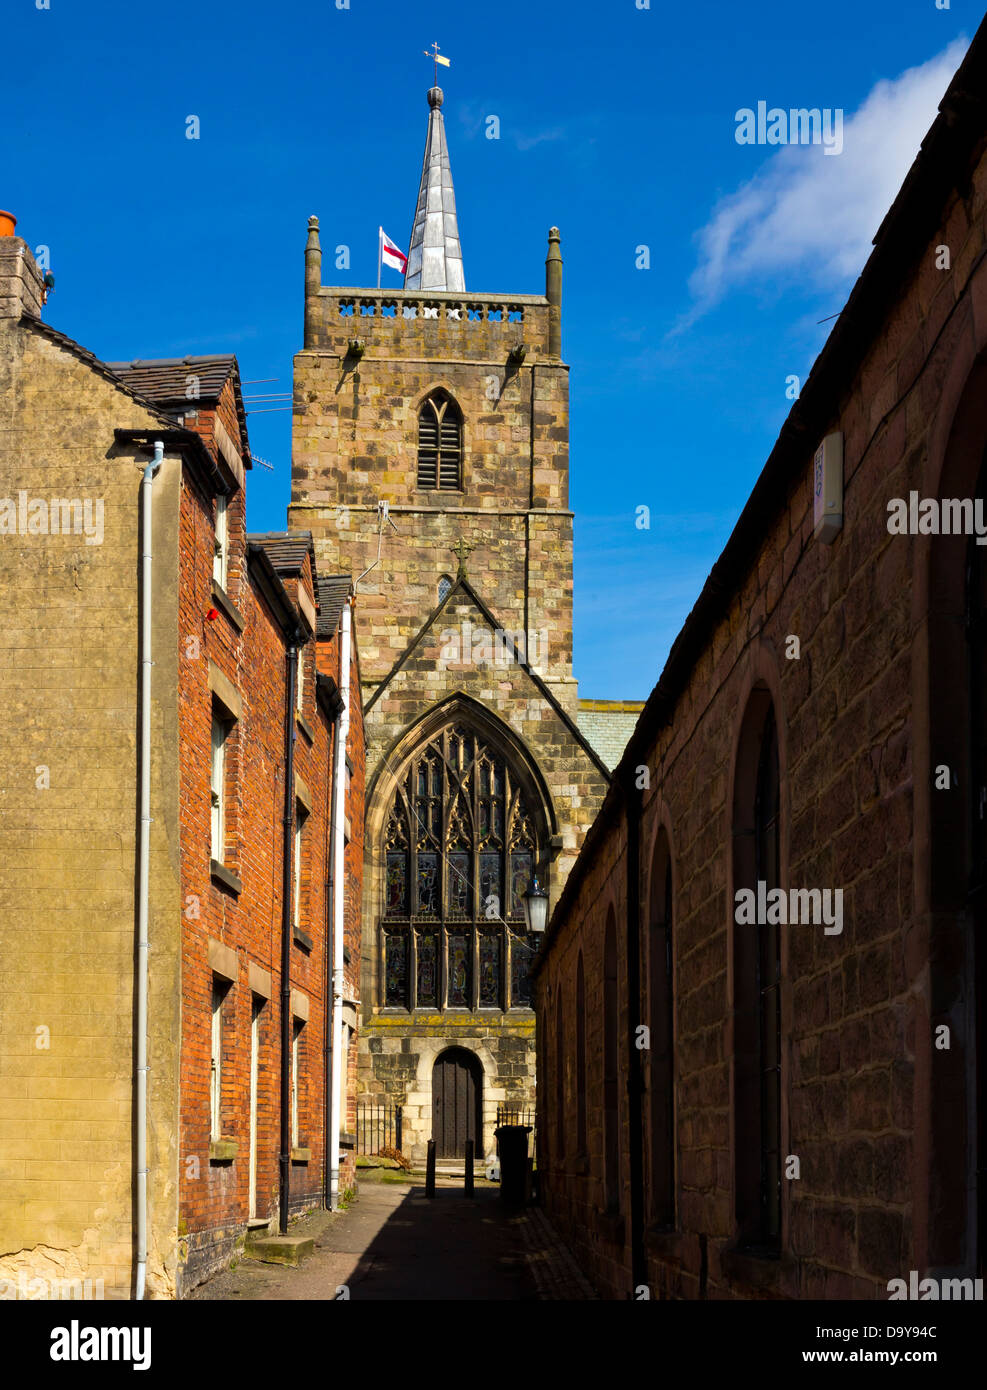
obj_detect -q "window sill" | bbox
[211,860,243,896]
[378,1005,535,1018]
[293,926,313,952]
[291,1147,311,1164]
[295,710,315,743]
[339,1132,356,1150]
[211,579,245,632]
[209,1139,238,1163]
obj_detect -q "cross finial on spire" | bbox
[452,538,474,578]
[423,40,450,87]
[404,62,464,292]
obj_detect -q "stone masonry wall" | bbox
[535,136,987,1299]
[290,288,576,712]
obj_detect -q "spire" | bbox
[404,87,465,292]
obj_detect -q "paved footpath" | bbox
[191,1178,597,1301]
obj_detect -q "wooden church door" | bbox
[432,1048,481,1158]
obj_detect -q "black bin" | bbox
[494,1124,532,1206]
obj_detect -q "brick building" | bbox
[0,225,364,1298]
[289,86,616,1164]
[534,29,987,1299]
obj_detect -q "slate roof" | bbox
[247,531,316,576]
[106,353,251,468]
[576,704,645,772]
[316,574,352,639]
[105,354,236,401]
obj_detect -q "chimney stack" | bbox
[0,213,43,320]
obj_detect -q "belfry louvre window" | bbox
[382,723,539,1011]
[417,393,462,490]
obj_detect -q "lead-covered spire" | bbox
[403,87,465,292]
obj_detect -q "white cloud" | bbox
[677,39,969,331]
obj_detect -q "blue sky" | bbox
[3,0,972,698]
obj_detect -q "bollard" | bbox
[465,1138,474,1197]
[425,1138,436,1198]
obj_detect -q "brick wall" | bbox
[177,498,337,1291]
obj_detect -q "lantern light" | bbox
[521,876,548,935]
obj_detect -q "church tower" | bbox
[289,84,609,1165]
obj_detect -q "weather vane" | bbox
[423,40,451,87]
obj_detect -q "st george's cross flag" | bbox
[379,228,408,274]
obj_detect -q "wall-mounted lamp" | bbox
[521,876,549,935]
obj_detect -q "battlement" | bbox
[302,218,564,361]
[307,287,551,361]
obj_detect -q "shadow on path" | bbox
[192,1179,553,1301]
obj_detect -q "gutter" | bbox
[278,641,301,1234]
[318,672,344,1210]
[115,427,239,498]
[246,543,302,636]
[135,440,164,1300]
[328,598,352,1209]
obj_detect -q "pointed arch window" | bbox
[965,453,987,1270]
[417,392,462,490]
[648,830,675,1230]
[603,911,620,1214]
[733,691,782,1253]
[382,722,540,1011]
[576,952,587,1156]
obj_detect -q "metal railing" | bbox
[495,1103,536,1148]
[356,1102,403,1156]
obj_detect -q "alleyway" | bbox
[191,1176,597,1301]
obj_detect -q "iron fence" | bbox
[495,1103,536,1148]
[356,1102,403,1156]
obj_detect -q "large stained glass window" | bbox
[416,930,439,1008]
[510,935,537,1008]
[384,930,409,1008]
[479,932,502,1007]
[447,933,471,1007]
[381,722,541,1011]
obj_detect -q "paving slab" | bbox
[190,1176,595,1301]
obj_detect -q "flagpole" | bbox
[377,227,382,291]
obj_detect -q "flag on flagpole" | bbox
[379,227,408,274]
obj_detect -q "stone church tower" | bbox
[289,85,609,1164]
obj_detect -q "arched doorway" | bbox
[432,1047,482,1158]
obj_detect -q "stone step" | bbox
[245,1233,314,1267]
